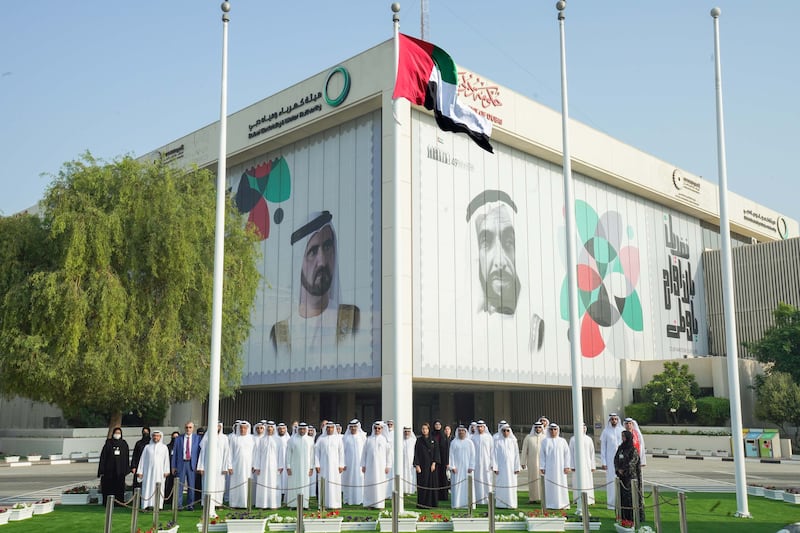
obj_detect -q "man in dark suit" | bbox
[171,421,201,510]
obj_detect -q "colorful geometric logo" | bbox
[234,157,291,240]
[560,200,644,358]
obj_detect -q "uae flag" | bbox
[393,33,493,153]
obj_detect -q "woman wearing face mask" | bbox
[99,427,130,505]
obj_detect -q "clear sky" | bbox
[2,1,797,220]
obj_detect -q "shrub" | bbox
[625,402,656,424]
[695,396,730,426]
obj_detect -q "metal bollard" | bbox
[539,474,546,513]
[247,477,253,512]
[614,478,621,520]
[131,488,141,533]
[678,492,688,533]
[297,494,305,533]
[392,490,399,533]
[488,491,495,533]
[104,495,114,533]
[201,493,211,533]
[467,472,474,517]
[580,492,589,533]
[153,482,161,529]
[653,486,662,533]
[172,479,180,522]
[320,476,326,512]
[632,479,640,530]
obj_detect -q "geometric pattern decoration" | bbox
[560,199,644,357]
[234,156,291,240]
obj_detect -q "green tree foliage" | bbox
[623,402,656,424]
[0,154,260,431]
[753,371,800,447]
[642,361,700,424]
[745,302,800,383]
[694,396,730,426]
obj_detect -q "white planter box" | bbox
[564,522,600,531]
[341,523,377,531]
[304,518,344,533]
[782,492,800,504]
[49,454,63,461]
[764,488,785,500]
[226,518,268,533]
[525,518,566,532]
[665,449,679,455]
[0,512,9,525]
[714,451,730,458]
[613,525,634,533]
[27,455,42,462]
[9,506,34,521]
[747,486,764,497]
[451,518,489,532]
[495,523,526,531]
[4,456,20,463]
[70,452,86,459]
[61,493,91,505]
[268,524,296,532]
[33,501,56,514]
[650,448,664,455]
[378,518,417,532]
[698,450,713,457]
[416,523,452,531]
[158,527,179,533]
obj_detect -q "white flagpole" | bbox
[710,6,750,518]
[204,0,231,521]
[556,0,587,500]
[391,1,405,513]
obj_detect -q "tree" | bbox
[754,372,800,448]
[641,361,700,424]
[0,154,260,434]
[745,303,800,383]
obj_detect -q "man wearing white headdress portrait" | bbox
[270,211,360,363]
[465,190,544,355]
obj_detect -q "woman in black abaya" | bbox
[432,420,450,500]
[98,427,130,505]
[614,429,644,522]
[414,423,440,508]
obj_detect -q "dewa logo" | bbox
[324,66,350,107]
[777,216,789,240]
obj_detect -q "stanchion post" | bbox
[392,490,399,533]
[467,472,474,517]
[104,495,114,533]
[614,478,621,520]
[201,493,211,533]
[539,475,546,513]
[488,491,495,533]
[297,494,304,533]
[153,482,161,529]
[247,477,253,512]
[581,492,589,533]
[678,492,688,533]
[131,488,141,533]
[320,476,326,512]
[172,479,180,522]
[653,486,661,533]
[632,479,640,530]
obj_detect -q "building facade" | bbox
[133,40,800,432]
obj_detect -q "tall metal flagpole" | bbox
[391,1,405,513]
[710,6,750,518]
[204,0,231,521]
[556,0,587,499]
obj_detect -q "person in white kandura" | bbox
[449,426,475,509]
[568,423,596,508]
[492,423,520,509]
[520,421,545,503]
[360,421,392,509]
[342,419,367,505]
[137,430,170,510]
[286,423,315,509]
[252,421,284,509]
[600,413,623,509]
[315,422,346,509]
[539,423,570,510]
[197,421,233,507]
[473,420,494,504]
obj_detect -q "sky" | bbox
[2,1,798,220]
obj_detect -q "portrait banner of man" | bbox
[271,210,360,366]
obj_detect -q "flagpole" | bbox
[391,1,406,513]
[204,0,231,521]
[710,6,750,518]
[556,0,587,501]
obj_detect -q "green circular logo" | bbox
[777,216,789,240]
[324,66,350,107]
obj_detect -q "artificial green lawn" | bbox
[2,491,799,532]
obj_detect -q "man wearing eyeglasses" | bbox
[539,423,570,510]
[600,413,623,509]
[492,424,520,508]
[171,421,201,511]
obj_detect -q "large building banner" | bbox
[412,111,707,387]
[232,111,381,384]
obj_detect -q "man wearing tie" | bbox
[171,421,201,510]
